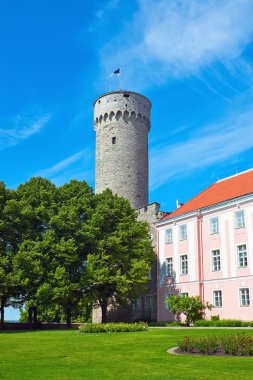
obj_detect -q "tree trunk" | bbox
[28,307,33,328]
[0,299,4,330]
[66,307,71,328]
[101,301,108,323]
[33,306,38,328]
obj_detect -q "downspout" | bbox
[157,229,160,322]
[197,210,204,301]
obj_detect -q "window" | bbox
[235,210,245,228]
[165,228,173,244]
[213,290,222,307]
[237,244,247,267]
[210,217,219,234]
[179,224,187,240]
[180,255,188,275]
[212,249,221,271]
[145,295,154,310]
[181,292,188,297]
[133,297,142,312]
[112,137,116,144]
[166,257,173,276]
[239,288,250,306]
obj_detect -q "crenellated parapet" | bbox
[94,91,151,131]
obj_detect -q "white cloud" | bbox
[150,109,253,190]
[100,0,253,87]
[0,113,51,150]
[36,149,94,186]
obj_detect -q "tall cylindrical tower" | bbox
[94,90,151,209]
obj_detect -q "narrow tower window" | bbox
[112,137,116,144]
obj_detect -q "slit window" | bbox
[112,137,116,144]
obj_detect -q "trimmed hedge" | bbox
[194,319,253,327]
[149,321,184,327]
[78,322,148,333]
[179,334,253,355]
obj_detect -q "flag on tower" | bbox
[107,67,121,78]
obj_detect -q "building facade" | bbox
[156,169,253,322]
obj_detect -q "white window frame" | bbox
[181,292,189,297]
[237,244,248,268]
[211,249,221,272]
[235,209,245,229]
[213,290,222,307]
[165,228,173,244]
[210,217,219,234]
[179,224,187,241]
[166,257,173,276]
[239,288,250,307]
[180,254,188,275]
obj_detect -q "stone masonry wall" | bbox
[94,91,151,210]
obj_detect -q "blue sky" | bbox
[1,0,253,319]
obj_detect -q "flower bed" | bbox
[178,334,253,355]
[79,322,148,333]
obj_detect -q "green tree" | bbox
[48,180,94,327]
[15,179,95,327]
[166,295,212,325]
[0,181,21,328]
[84,189,155,323]
[14,177,58,326]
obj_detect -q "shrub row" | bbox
[179,334,253,355]
[149,321,184,327]
[79,322,148,333]
[194,319,253,327]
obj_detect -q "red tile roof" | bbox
[162,168,253,220]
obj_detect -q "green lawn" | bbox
[0,328,253,380]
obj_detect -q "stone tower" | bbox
[94,90,151,209]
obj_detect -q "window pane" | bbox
[180,255,188,275]
[166,257,173,276]
[212,249,221,271]
[237,244,247,267]
[165,228,173,244]
[235,210,245,228]
[240,288,250,306]
[179,224,187,240]
[210,217,219,234]
[213,290,222,307]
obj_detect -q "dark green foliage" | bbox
[79,322,148,333]
[84,189,155,322]
[1,179,153,327]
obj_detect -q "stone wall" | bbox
[94,91,151,210]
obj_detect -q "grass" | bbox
[0,328,253,379]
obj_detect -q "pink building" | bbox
[156,169,253,322]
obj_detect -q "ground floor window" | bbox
[239,288,250,306]
[213,290,222,307]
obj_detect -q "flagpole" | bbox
[118,66,122,90]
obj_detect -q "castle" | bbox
[92,89,253,322]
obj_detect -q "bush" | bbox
[78,322,148,333]
[166,295,212,326]
[194,319,252,327]
[178,334,253,355]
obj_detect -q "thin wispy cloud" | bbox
[150,109,253,190]
[100,0,253,89]
[36,149,94,186]
[0,112,51,150]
